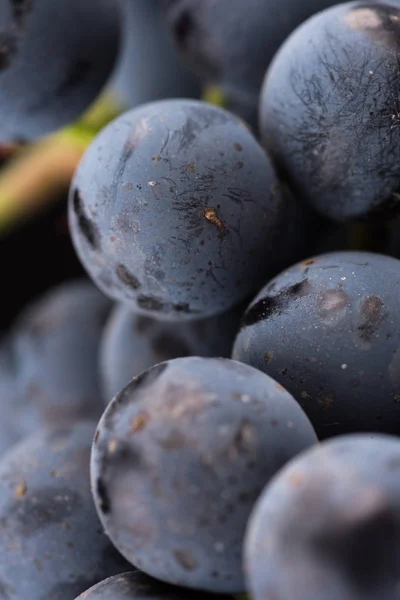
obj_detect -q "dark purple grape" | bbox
[74,571,230,600]
[0,280,112,455]
[99,301,245,401]
[233,250,400,439]
[0,0,120,142]
[69,99,287,320]
[0,422,130,600]
[259,1,400,221]
[91,357,317,593]
[245,433,400,600]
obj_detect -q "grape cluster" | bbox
[2,1,400,599]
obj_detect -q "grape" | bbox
[69,99,286,320]
[0,280,112,455]
[259,1,400,222]
[74,571,230,600]
[165,0,342,129]
[233,250,400,439]
[0,0,120,143]
[0,337,17,453]
[0,422,130,600]
[91,356,317,593]
[111,0,200,109]
[245,433,400,600]
[99,301,245,401]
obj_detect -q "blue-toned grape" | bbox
[0,0,120,142]
[245,433,400,600]
[0,280,112,455]
[260,1,400,221]
[91,357,317,593]
[99,301,245,401]
[69,99,287,320]
[233,251,400,439]
[0,422,130,600]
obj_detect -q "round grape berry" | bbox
[91,357,317,593]
[233,251,400,439]
[259,1,400,221]
[69,99,286,320]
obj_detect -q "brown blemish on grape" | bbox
[15,481,27,498]
[319,289,350,325]
[264,351,273,364]
[174,549,198,571]
[132,413,148,433]
[318,395,335,410]
[203,207,226,238]
[288,472,305,487]
[356,296,386,343]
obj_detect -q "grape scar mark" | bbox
[203,207,227,238]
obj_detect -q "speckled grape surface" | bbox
[233,251,400,439]
[260,1,400,221]
[91,357,317,593]
[69,99,285,320]
[0,422,130,600]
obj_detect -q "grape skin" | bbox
[165,0,345,129]
[245,434,400,600]
[91,357,317,593]
[233,251,400,439]
[0,423,130,600]
[0,280,112,455]
[259,1,400,221]
[0,0,120,142]
[99,301,245,402]
[69,99,286,320]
